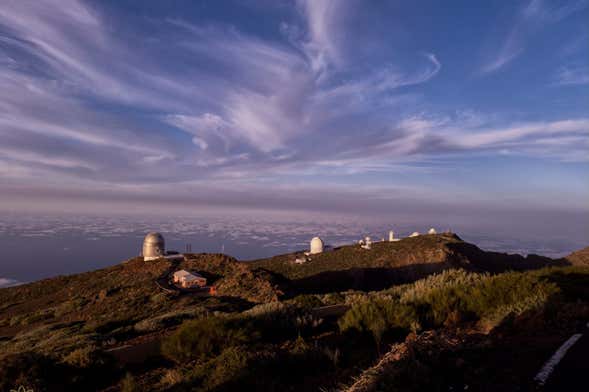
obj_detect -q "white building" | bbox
[409,231,420,238]
[308,237,324,255]
[173,270,207,288]
[428,228,437,235]
[361,236,372,250]
[388,230,400,242]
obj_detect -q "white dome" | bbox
[428,228,437,235]
[309,236,324,254]
[143,232,165,260]
[409,231,420,237]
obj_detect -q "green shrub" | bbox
[161,316,254,362]
[191,346,251,390]
[293,294,324,309]
[240,302,317,341]
[321,292,346,305]
[399,270,560,328]
[120,372,138,392]
[134,307,207,333]
[339,298,419,351]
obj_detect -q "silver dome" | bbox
[142,232,165,260]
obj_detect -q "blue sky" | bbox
[0,0,587,219]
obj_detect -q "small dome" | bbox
[409,231,420,237]
[428,228,437,235]
[143,232,165,260]
[309,236,324,254]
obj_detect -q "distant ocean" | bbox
[0,211,587,287]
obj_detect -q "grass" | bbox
[161,316,255,362]
[1,242,588,392]
[248,233,464,280]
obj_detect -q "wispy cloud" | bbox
[292,0,346,78]
[479,0,588,74]
[0,0,586,215]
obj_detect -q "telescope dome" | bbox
[143,232,165,261]
[309,237,324,254]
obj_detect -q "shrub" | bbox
[293,294,324,309]
[134,307,207,333]
[120,372,138,392]
[0,352,69,392]
[61,345,110,368]
[339,298,419,352]
[322,292,346,305]
[240,302,317,341]
[191,346,251,390]
[161,316,253,362]
[160,369,184,387]
[399,270,561,329]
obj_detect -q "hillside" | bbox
[1,236,586,392]
[248,233,565,293]
[565,246,589,265]
[0,253,281,361]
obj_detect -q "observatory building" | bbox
[142,232,165,261]
[361,236,372,249]
[428,228,437,235]
[309,237,324,255]
[409,231,420,238]
[388,231,400,242]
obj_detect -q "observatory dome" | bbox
[428,228,437,235]
[309,237,324,254]
[409,231,420,237]
[143,232,165,261]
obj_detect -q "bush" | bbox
[395,270,561,329]
[160,369,184,387]
[321,292,346,305]
[134,307,207,333]
[61,345,111,368]
[339,298,419,351]
[0,352,69,392]
[120,372,138,392]
[293,294,324,309]
[161,316,253,362]
[240,302,317,341]
[190,346,251,390]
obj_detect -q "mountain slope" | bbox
[248,233,567,293]
[565,246,589,265]
[0,253,281,360]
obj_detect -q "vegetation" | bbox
[0,238,587,391]
[339,298,419,352]
[162,316,254,362]
[248,233,466,280]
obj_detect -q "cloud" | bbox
[382,115,589,162]
[479,0,588,74]
[293,0,346,77]
[0,278,22,288]
[0,0,586,216]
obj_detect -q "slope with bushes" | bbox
[248,233,564,293]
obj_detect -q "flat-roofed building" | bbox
[172,269,207,288]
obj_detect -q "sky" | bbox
[0,0,588,223]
